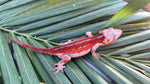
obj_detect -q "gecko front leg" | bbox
[91,43,103,59]
[51,54,71,74]
[86,31,93,37]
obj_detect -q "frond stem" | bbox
[0,27,60,46]
[99,53,130,60]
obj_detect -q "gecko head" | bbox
[100,27,122,45]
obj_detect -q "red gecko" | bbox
[11,27,122,74]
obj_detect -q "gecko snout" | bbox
[114,29,122,40]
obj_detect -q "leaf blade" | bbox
[11,33,40,84]
[103,0,150,28]
[106,57,150,83]
[0,31,21,84]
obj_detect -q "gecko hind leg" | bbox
[51,54,71,74]
[91,43,103,59]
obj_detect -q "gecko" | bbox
[11,27,122,74]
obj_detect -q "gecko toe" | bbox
[54,70,59,75]
[52,63,58,66]
[51,68,57,72]
[51,65,65,74]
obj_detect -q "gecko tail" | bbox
[10,38,51,54]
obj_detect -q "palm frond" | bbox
[0,0,150,84]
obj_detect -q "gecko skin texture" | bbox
[11,27,122,74]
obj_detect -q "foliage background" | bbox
[0,0,150,84]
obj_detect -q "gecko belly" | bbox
[68,48,91,58]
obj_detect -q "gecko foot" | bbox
[92,53,101,59]
[86,31,93,37]
[51,63,65,74]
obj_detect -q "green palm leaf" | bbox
[0,0,150,84]
[0,31,20,84]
